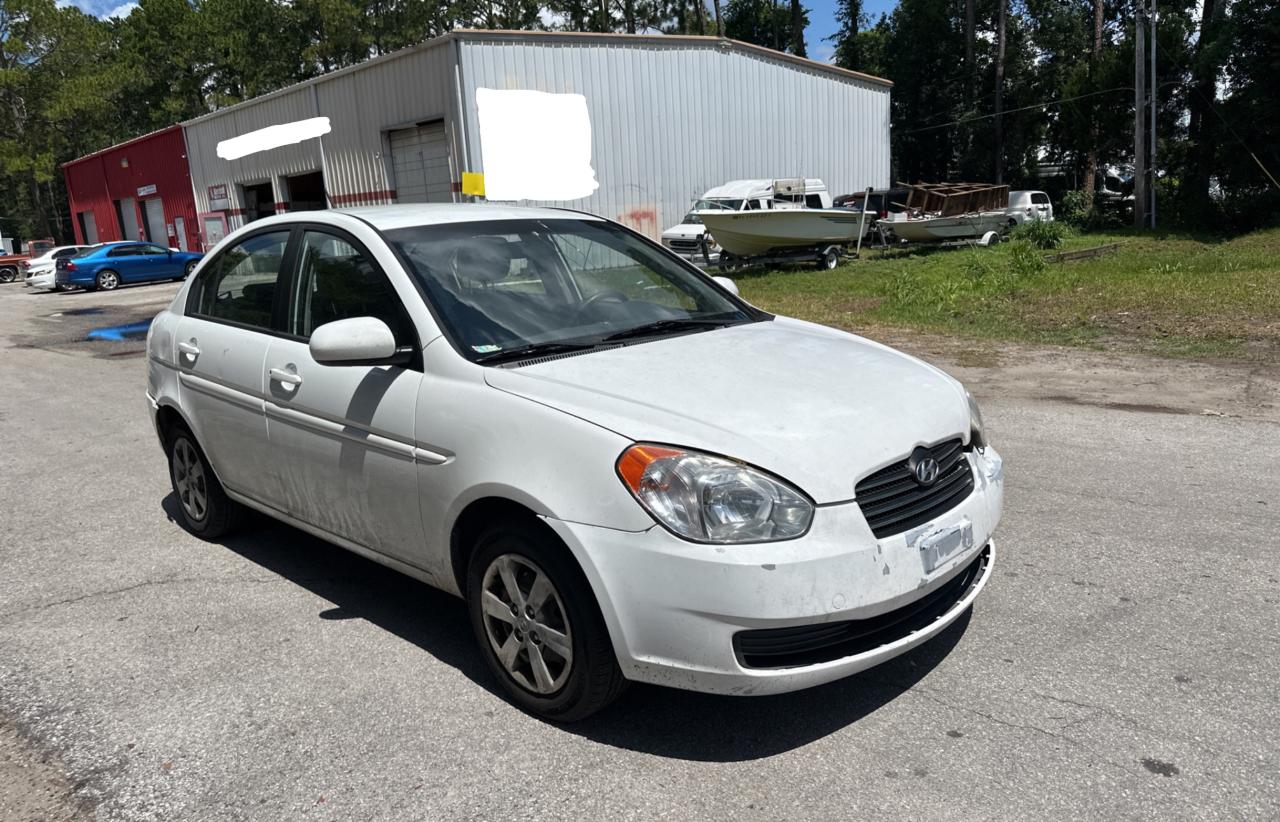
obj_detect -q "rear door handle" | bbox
[269,367,303,387]
[177,340,200,360]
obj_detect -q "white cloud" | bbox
[809,42,836,64]
[103,1,137,17]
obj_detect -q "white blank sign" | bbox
[475,88,599,202]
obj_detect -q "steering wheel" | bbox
[575,288,629,317]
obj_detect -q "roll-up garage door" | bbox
[389,123,453,203]
[143,198,167,245]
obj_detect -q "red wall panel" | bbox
[62,125,200,251]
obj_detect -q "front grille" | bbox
[733,546,990,669]
[668,239,700,251]
[855,438,975,539]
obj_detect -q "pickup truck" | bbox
[0,239,57,283]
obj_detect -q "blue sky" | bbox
[806,0,898,62]
[59,0,900,64]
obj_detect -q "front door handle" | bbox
[177,340,200,360]
[269,366,303,388]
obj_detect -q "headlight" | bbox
[616,444,813,543]
[967,390,987,449]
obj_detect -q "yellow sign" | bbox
[461,172,485,197]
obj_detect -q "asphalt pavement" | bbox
[1,281,1277,820]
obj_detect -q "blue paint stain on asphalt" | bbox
[86,319,153,342]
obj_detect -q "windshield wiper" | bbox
[599,317,740,343]
[473,340,603,365]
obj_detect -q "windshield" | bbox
[387,218,757,364]
[680,199,740,225]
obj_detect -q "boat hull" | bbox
[698,209,870,256]
[878,212,1010,243]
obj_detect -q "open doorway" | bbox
[240,182,275,222]
[285,171,326,211]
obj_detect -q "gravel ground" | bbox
[1,281,1277,820]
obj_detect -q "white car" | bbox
[147,204,1003,720]
[23,245,89,290]
[1006,190,1055,225]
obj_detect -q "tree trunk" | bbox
[790,0,805,55]
[624,0,635,33]
[713,0,722,35]
[598,0,609,31]
[696,0,705,34]
[1186,0,1220,210]
[1083,0,1103,197]
[964,0,974,103]
[993,0,1006,183]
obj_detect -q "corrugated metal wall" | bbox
[456,33,891,238]
[182,38,459,236]
[62,125,199,250]
[180,32,890,243]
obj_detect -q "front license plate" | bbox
[910,517,975,574]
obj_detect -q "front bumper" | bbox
[544,446,1004,696]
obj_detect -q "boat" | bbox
[697,209,871,256]
[874,182,1012,244]
[695,179,871,257]
[878,211,1011,243]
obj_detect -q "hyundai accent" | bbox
[145,204,1004,720]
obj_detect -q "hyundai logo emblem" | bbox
[908,447,941,486]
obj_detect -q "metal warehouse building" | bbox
[63,125,200,251]
[181,30,891,246]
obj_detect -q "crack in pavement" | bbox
[0,575,280,622]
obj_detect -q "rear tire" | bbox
[466,521,626,722]
[95,269,120,291]
[819,247,841,270]
[0,266,17,284]
[166,429,245,539]
[177,260,197,280]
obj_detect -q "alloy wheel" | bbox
[172,439,208,522]
[98,271,119,290]
[479,553,573,694]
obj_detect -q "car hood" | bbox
[484,317,971,503]
[661,223,704,239]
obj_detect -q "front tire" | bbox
[95,269,120,291]
[467,522,625,722]
[167,430,245,539]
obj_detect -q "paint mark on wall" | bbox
[216,117,332,161]
[475,88,599,202]
[618,207,658,239]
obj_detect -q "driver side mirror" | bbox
[310,317,407,366]
[712,275,739,297]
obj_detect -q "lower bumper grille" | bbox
[733,546,990,670]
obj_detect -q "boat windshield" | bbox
[387,218,759,364]
[682,199,742,224]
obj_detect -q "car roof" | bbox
[330,203,606,232]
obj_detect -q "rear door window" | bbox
[190,231,290,331]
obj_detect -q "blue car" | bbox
[56,241,204,292]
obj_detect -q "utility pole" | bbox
[994,0,1007,184]
[1149,0,1157,227]
[1134,3,1147,230]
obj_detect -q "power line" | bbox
[897,86,1132,135]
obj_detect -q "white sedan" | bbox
[146,204,1003,720]
[23,245,89,290]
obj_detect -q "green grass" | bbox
[735,227,1280,361]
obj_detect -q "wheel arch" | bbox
[449,496,562,598]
